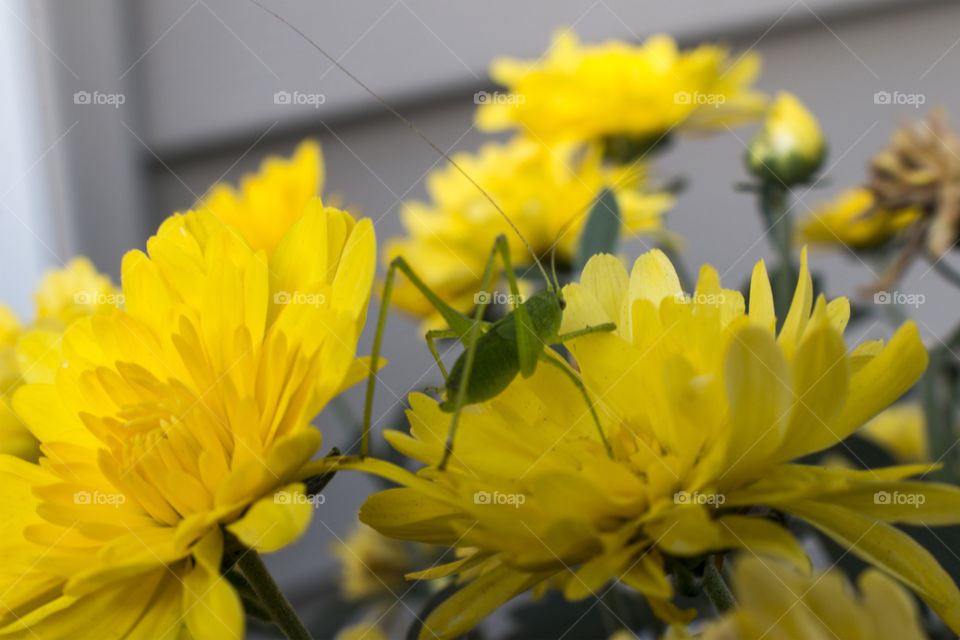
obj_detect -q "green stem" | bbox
[759,182,793,327]
[702,559,736,614]
[237,550,313,640]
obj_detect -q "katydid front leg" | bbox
[438,235,511,470]
[425,329,459,381]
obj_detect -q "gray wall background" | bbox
[10,0,960,636]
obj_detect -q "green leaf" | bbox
[578,188,621,270]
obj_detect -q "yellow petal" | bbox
[720,325,792,482]
[716,515,811,571]
[421,564,548,640]
[12,383,94,448]
[777,247,813,359]
[226,483,313,553]
[629,249,683,306]
[748,258,775,331]
[579,253,629,323]
[777,324,849,460]
[831,321,927,442]
[183,529,244,640]
[783,500,960,635]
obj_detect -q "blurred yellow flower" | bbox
[0,257,120,460]
[476,31,766,148]
[667,556,929,640]
[746,92,825,185]
[336,622,388,640]
[859,403,929,464]
[0,305,35,460]
[33,256,120,326]
[334,523,414,601]
[387,137,673,324]
[799,187,921,250]
[336,248,960,639]
[0,148,375,637]
[197,139,325,257]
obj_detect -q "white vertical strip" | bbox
[0,0,57,318]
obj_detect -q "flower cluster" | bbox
[3,19,959,640]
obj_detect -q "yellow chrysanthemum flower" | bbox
[476,31,766,148]
[387,137,673,324]
[0,305,34,460]
[799,187,921,250]
[334,523,414,601]
[666,557,929,640]
[197,140,324,257]
[32,256,121,327]
[0,257,120,460]
[338,248,960,639]
[746,92,825,185]
[0,176,375,635]
[859,403,929,464]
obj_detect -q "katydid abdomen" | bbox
[440,328,519,410]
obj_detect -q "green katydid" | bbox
[252,1,618,469]
[367,237,616,469]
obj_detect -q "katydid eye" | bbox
[559,298,566,310]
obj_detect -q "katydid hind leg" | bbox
[361,263,397,458]
[493,234,540,378]
[439,236,504,470]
